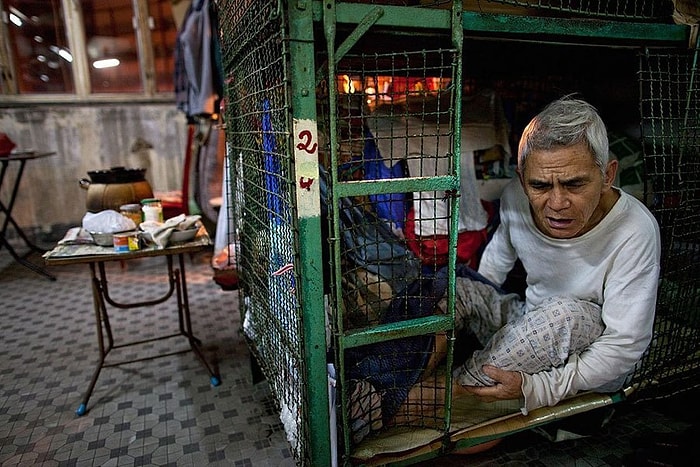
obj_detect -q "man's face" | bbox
[519,142,617,239]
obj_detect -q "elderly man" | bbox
[347,96,661,442]
[452,96,661,414]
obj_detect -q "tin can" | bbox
[119,203,142,226]
[113,233,130,252]
[113,232,140,252]
[141,198,163,223]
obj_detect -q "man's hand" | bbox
[462,365,523,402]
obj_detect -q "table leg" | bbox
[76,263,113,416]
[0,199,47,253]
[0,234,56,280]
[75,255,220,416]
[97,262,115,348]
[0,159,55,280]
[176,253,220,387]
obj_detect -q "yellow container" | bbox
[120,203,142,226]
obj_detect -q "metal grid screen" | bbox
[321,46,464,452]
[218,0,308,461]
[216,0,698,462]
[332,48,458,315]
[630,47,700,400]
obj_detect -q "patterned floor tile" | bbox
[1,247,291,466]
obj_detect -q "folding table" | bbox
[0,151,56,280]
[43,233,221,415]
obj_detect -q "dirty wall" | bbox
[0,103,187,238]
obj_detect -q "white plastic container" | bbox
[141,198,163,223]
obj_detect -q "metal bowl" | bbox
[89,230,136,247]
[89,231,115,247]
[169,227,198,244]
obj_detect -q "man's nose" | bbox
[548,187,569,210]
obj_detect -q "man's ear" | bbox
[605,159,618,188]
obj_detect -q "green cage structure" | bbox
[217,0,700,465]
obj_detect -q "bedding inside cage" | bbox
[351,390,625,464]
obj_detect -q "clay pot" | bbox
[80,166,154,213]
[86,167,147,184]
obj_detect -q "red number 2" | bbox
[296,129,318,154]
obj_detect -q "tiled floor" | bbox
[1,243,293,467]
[0,238,698,466]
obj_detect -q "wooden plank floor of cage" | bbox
[351,389,629,465]
[350,307,700,465]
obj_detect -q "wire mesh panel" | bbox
[217,0,697,463]
[218,0,310,461]
[333,48,462,267]
[336,0,451,6]
[631,46,700,400]
[318,40,465,454]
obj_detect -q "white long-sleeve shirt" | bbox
[478,179,661,414]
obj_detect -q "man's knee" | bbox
[532,297,601,323]
[454,277,524,342]
[454,297,605,386]
[528,297,605,352]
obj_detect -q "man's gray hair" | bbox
[518,96,609,175]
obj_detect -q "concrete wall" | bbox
[0,103,188,238]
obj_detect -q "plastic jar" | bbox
[119,203,142,226]
[141,198,163,223]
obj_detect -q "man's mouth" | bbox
[547,217,573,229]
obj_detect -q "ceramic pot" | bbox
[79,167,154,213]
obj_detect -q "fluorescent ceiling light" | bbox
[93,58,120,69]
[57,49,73,62]
[48,45,73,62]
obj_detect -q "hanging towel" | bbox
[174,0,224,117]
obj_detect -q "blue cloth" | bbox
[262,99,285,225]
[362,131,409,230]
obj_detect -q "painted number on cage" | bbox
[293,119,321,217]
[296,129,318,155]
[299,177,314,191]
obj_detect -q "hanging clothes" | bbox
[173,0,225,229]
[174,0,224,118]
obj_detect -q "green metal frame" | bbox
[321,0,466,461]
[308,2,690,464]
[314,2,689,45]
[288,2,333,464]
[461,11,689,43]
